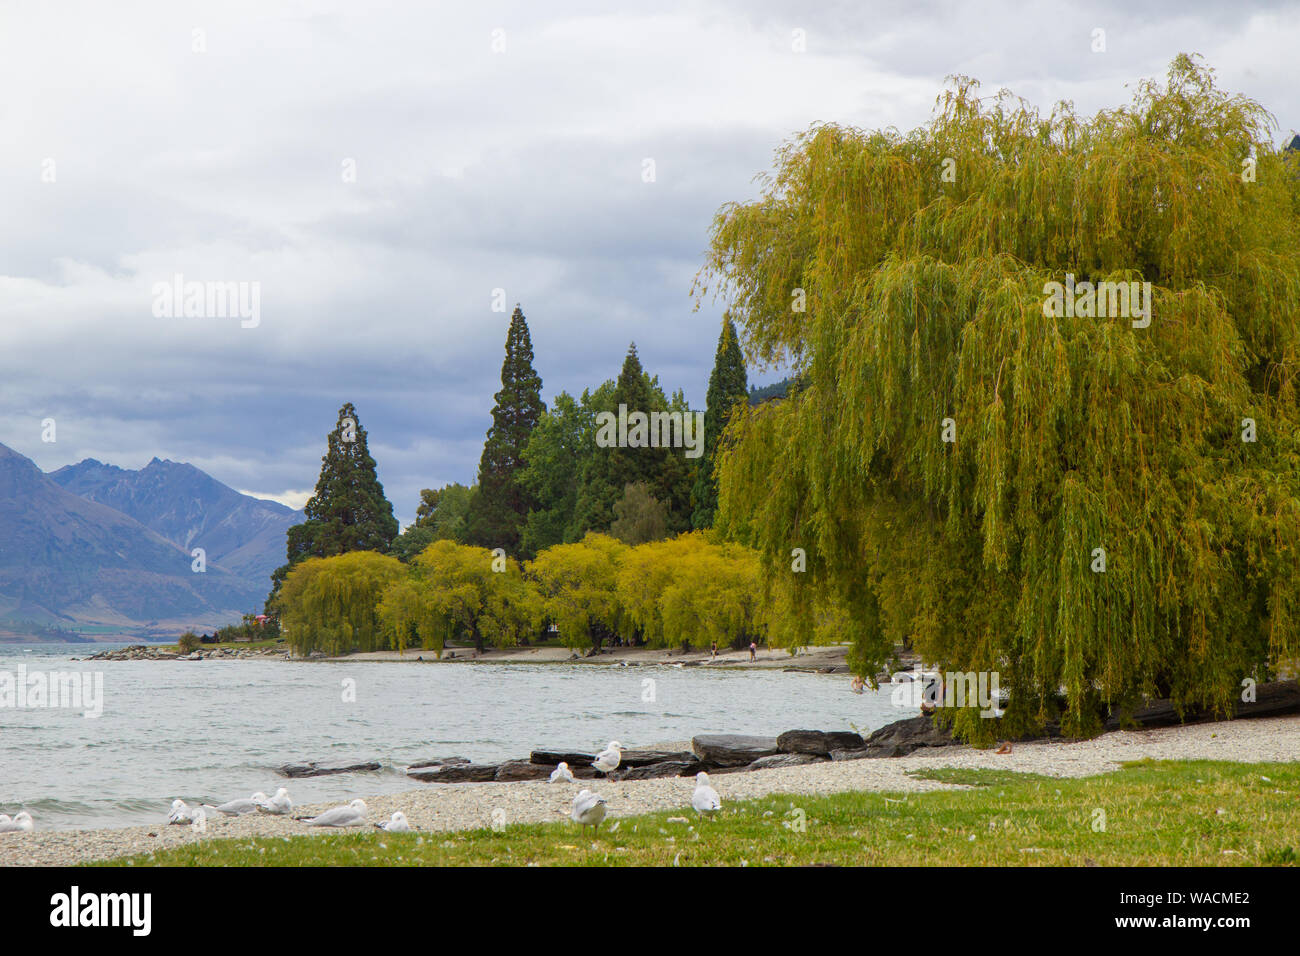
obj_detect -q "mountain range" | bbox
[0,442,302,635]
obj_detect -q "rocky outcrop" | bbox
[776,730,864,755]
[278,761,383,778]
[406,762,499,783]
[746,752,829,770]
[407,756,470,770]
[691,734,779,767]
[494,760,553,782]
[620,760,700,780]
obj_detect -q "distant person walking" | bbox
[748,641,757,661]
[710,640,718,660]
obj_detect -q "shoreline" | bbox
[4,713,1299,867]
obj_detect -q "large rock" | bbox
[746,752,829,770]
[494,760,553,782]
[620,750,697,768]
[406,762,499,783]
[860,715,955,755]
[278,761,382,778]
[407,756,470,770]
[691,734,779,767]
[529,750,596,767]
[776,730,864,756]
[621,760,700,780]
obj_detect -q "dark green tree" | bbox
[691,317,748,528]
[268,402,399,603]
[390,482,475,561]
[463,305,546,553]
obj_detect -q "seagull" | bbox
[592,741,623,777]
[168,799,193,824]
[376,811,411,832]
[691,772,722,818]
[549,762,575,783]
[257,788,293,815]
[570,789,608,835]
[0,812,34,833]
[0,814,9,827]
[299,798,367,827]
[205,792,269,816]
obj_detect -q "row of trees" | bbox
[268,306,752,608]
[274,532,779,657]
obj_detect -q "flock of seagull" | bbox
[1,741,722,839]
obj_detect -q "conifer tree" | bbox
[692,318,748,528]
[269,402,399,602]
[463,305,545,553]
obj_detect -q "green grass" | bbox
[164,638,285,653]
[98,760,1299,867]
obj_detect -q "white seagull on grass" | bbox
[592,741,624,777]
[300,798,367,827]
[570,790,608,835]
[691,772,722,818]
[549,762,575,783]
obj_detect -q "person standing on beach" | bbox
[710,640,718,660]
[749,641,757,661]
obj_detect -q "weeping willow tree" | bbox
[697,55,1300,741]
[274,551,406,656]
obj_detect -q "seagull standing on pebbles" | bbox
[299,798,367,827]
[0,811,34,833]
[571,789,608,835]
[691,772,722,819]
[592,741,624,777]
[376,811,411,832]
[257,788,293,815]
[549,762,575,783]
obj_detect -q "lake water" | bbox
[0,642,903,830]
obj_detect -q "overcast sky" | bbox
[2,0,1296,526]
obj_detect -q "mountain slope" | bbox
[50,456,302,592]
[0,443,260,629]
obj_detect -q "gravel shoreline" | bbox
[4,714,1299,867]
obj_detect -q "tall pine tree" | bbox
[691,317,748,528]
[269,402,399,602]
[463,305,545,554]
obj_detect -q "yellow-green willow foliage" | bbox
[377,540,541,656]
[527,533,627,650]
[275,551,405,655]
[616,532,761,649]
[699,55,1300,741]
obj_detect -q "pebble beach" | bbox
[4,713,1298,867]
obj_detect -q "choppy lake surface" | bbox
[0,642,902,830]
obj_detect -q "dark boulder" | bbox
[406,762,499,783]
[620,760,700,780]
[494,760,553,782]
[747,752,829,770]
[620,750,697,768]
[529,750,596,766]
[691,734,779,767]
[407,756,470,770]
[861,715,955,754]
[776,730,865,756]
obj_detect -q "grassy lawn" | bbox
[163,638,286,653]
[98,760,1298,867]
